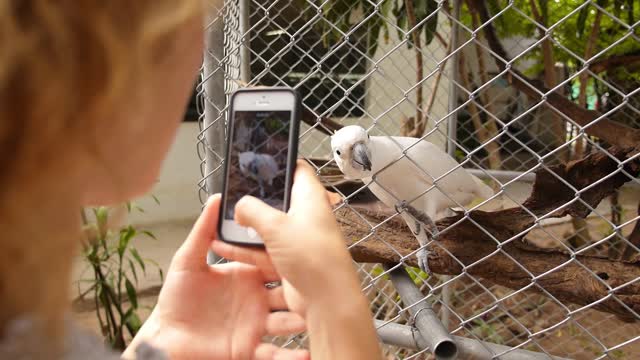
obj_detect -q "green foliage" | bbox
[471,318,505,344]
[317,0,439,56]
[392,0,439,47]
[78,199,162,350]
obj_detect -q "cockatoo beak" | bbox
[352,142,372,171]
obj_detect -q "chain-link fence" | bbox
[198,0,640,358]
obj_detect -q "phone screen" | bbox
[223,110,292,221]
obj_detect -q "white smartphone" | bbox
[217,88,300,246]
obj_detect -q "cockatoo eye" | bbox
[336,149,342,156]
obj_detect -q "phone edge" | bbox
[216,87,300,248]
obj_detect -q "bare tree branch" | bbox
[590,52,640,73]
[301,108,343,135]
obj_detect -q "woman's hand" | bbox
[211,161,382,360]
[124,195,309,360]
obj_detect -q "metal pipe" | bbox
[204,4,227,265]
[467,168,536,183]
[385,265,458,360]
[444,0,462,331]
[239,0,251,83]
[375,321,571,360]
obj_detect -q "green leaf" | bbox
[151,194,161,205]
[125,278,138,309]
[539,0,549,25]
[415,0,427,20]
[118,226,136,258]
[130,248,146,274]
[424,1,439,46]
[94,207,109,228]
[125,202,132,213]
[142,230,157,240]
[614,0,624,18]
[128,259,139,285]
[145,259,164,282]
[124,309,143,333]
[576,4,590,37]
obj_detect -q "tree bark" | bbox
[529,0,565,154]
[301,107,343,135]
[401,0,424,137]
[467,9,503,170]
[589,52,640,73]
[458,51,503,170]
[568,7,604,248]
[415,32,452,137]
[622,201,640,261]
[467,0,640,151]
[340,146,640,321]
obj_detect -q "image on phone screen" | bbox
[224,110,292,221]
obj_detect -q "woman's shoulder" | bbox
[0,315,168,360]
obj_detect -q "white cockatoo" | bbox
[238,151,280,198]
[331,125,494,274]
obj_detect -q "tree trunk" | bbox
[607,190,625,259]
[401,0,424,137]
[622,201,640,260]
[414,32,453,137]
[468,10,503,170]
[458,51,503,170]
[570,7,604,248]
[529,0,566,159]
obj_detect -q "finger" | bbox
[290,160,332,213]
[254,344,310,360]
[234,195,287,241]
[267,286,287,311]
[326,190,343,206]
[171,194,221,271]
[210,239,280,281]
[265,312,306,336]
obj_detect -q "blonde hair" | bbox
[0,0,201,173]
[0,0,202,351]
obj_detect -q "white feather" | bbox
[331,126,495,271]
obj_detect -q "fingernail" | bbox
[206,194,220,205]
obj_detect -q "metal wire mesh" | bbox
[199,0,640,358]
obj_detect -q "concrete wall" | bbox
[129,122,202,226]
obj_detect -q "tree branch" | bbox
[467,0,640,150]
[301,107,343,135]
[590,52,640,73]
[340,147,640,321]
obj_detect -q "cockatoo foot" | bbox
[417,248,431,276]
[413,220,421,236]
[394,200,409,214]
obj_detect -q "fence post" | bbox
[239,0,251,84]
[204,4,227,265]
[443,0,462,330]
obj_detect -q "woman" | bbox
[0,1,381,359]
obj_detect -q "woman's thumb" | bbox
[234,195,287,244]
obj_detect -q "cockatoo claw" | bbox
[413,220,421,236]
[417,248,431,276]
[394,200,409,214]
